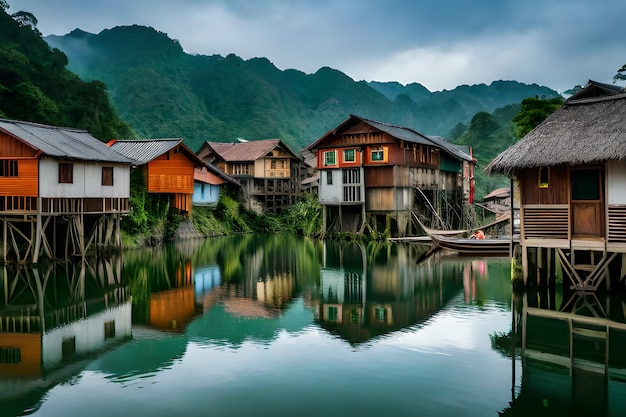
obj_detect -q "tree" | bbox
[512,96,563,139]
[614,64,626,82]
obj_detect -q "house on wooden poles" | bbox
[0,119,132,263]
[486,82,626,291]
[192,162,240,208]
[196,139,302,214]
[107,139,206,217]
[306,115,475,237]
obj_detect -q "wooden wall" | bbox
[40,159,130,199]
[0,158,38,197]
[146,151,195,194]
[519,165,569,205]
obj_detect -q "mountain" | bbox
[0,8,134,141]
[45,25,559,152]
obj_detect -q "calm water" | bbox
[1,234,625,417]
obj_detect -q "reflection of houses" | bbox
[317,240,463,344]
[0,261,131,393]
[486,84,626,291]
[148,261,195,332]
[193,162,240,208]
[504,291,626,416]
[306,115,475,237]
[0,119,132,263]
[108,138,206,216]
[196,139,302,213]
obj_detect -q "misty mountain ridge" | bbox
[45,24,559,152]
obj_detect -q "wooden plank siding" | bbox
[146,152,195,194]
[0,158,38,197]
[519,165,569,205]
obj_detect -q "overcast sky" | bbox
[8,0,626,93]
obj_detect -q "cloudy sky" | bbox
[8,0,626,93]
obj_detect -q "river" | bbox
[1,234,625,416]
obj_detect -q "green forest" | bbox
[0,2,571,241]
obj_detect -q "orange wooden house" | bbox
[108,139,206,215]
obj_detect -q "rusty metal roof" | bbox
[203,139,299,162]
[307,115,473,162]
[0,119,133,163]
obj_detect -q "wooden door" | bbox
[570,167,604,237]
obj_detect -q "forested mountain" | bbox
[0,6,134,141]
[45,25,560,152]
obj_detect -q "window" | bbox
[375,307,387,322]
[324,150,336,165]
[0,347,21,364]
[104,320,116,339]
[571,169,600,200]
[327,306,338,321]
[102,167,114,186]
[62,336,76,359]
[343,149,355,162]
[343,169,360,184]
[371,148,385,162]
[58,163,73,184]
[327,171,333,185]
[271,160,276,169]
[539,167,549,188]
[0,160,18,177]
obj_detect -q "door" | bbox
[570,167,604,237]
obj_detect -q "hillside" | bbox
[45,25,560,152]
[0,7,134,141]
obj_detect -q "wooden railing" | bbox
[0,196,37,213]
[522,204,569,239]
[608,205,626,243]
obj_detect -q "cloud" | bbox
[8,0,626,93]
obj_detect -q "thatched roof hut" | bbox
[486,91,626,175]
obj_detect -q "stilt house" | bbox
[107,139,205,216]
[306,115,475,237]
[0,119,132,263]
[196,139,302,214]
[486,83,626,291]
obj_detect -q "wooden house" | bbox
[0,119,132,263]
[193,163,240,208]
[306,115,475,237]
[486,83,626,291]
[196,139,302,214]
[107,139,205,216]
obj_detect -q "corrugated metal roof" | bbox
[205,139,299,162]
[108,139,183,165]
[0,119,133,163]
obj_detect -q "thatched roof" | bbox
[486,92,626,175]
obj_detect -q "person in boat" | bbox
[472,229,485,240]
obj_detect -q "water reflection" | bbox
[317,240,467,344]
[0,259,131,409]
[505,288,626,416]
[6,234,615,417]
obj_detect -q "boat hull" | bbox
[430,234,511,256]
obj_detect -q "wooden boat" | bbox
[428,233,511,256]
[414,215,511,256]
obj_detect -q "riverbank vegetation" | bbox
[122,189,325,248]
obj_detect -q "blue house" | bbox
[192,162,239,207]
